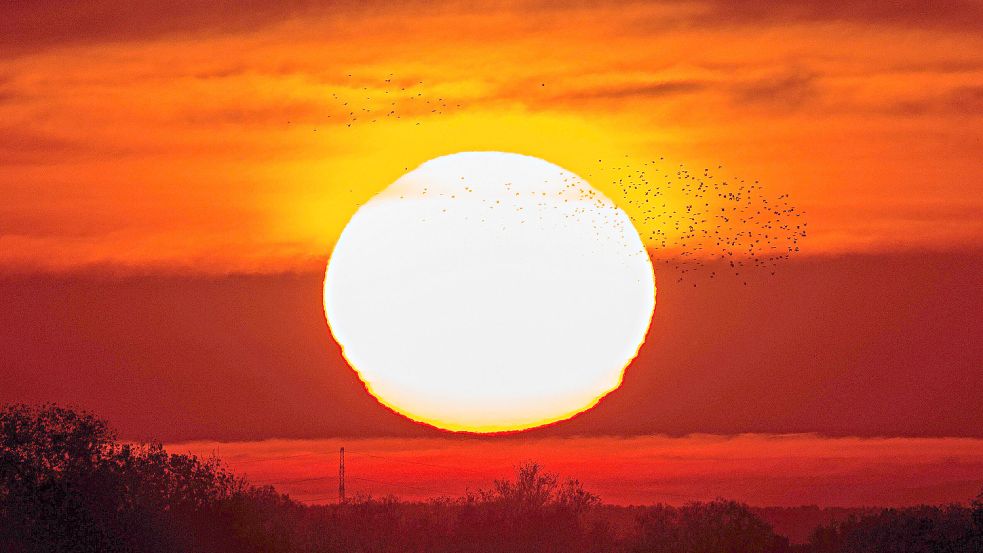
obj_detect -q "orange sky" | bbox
[2,0,982,273]
[2,1,982,507]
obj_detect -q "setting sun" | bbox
[324,152,655,431]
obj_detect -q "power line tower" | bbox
[338,447,346,503]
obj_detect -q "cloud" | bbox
[889,85,983,116]
[180,99,330,127]
[3,252,982,440]
[949,85,983,113]
[493,78,707,110]
[0,128,81,164]
[926,85,983,115]
[732,70,821,110]
[551,80,706,101]
[6,0,981,58]
[0,0,484,56]
[691,0,983,31]
[0,0,321,55]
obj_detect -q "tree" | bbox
[973,488,983,534]
[631,499,788,553]
[1,403,122,552]
[809,505,979,553]
[0,403,297,553]
[454,461,601,553]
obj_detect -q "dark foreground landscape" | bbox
[2,404,981,553]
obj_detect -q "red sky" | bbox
[2,0,982,507]
[169,434,983,507]
[2,251,981,442]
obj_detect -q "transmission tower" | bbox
[339,447,346,503]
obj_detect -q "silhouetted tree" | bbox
[974,488,983,536]
[454,461,601,553]
[0,404,297,553]
[630,499,789,553]
[808,504,981,553]
[4,404,982,553]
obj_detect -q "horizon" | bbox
[166,433,983,508]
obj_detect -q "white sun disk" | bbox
[324,152,655,432]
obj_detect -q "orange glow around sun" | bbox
[2,3,981,275]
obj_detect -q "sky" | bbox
[2,0,982,272]
[168,435,983,507]
[1,1,982,506]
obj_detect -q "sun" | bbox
[323,152,655,432]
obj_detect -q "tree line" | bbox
[2,404,981,552]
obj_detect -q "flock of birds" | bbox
[318,74,807,286]
[387,161,807,286]
[598,158,807,285]
[292,74,456,130]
